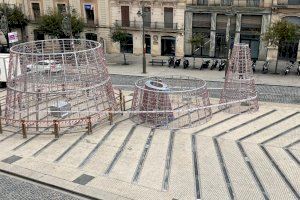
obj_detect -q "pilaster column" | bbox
[258,14,271,60]
[234,13,241,44]
[184,11,193,55]
[209,13,217,57]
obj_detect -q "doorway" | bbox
[240,35,260,59]
[120,34,133,53]
[85,33,97,41]
[145,34,151,54]
[161,36,175,56]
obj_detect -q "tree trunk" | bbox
[123,52,127,65]
[274,45,280,74]
[193,55,195,68]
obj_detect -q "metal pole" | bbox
[68,0,73,39]
[142,5,146,74]
[225,14,233,76]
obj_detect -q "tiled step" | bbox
[265,146,300,193]
[168,131,194,200]
[82,121,137,173]
[242,142,296,199]
[196,136,230,200]
[218,139,265,199]
[137,129,170,191]
[108,126,151,182]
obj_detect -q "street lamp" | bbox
[137,5,146,74]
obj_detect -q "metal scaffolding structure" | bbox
[130,76,212,129]
[5,39,118,129]
[219,43,259,114]
[0,40,262,137]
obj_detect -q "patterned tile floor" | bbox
[0,86,299,200]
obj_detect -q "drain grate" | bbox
[2,155,22,164]
[72,174,95,185]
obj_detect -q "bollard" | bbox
[123,95,126,111]
[0,118,2,134]
[21,120,27,139]
[108,108,113,125]
[87,116,92,134]
[53,120,59,138]
[119,89,123,111]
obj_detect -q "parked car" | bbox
[27,60,62,73]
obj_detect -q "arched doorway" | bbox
[278,16,299,61]
[161,36,175,56]
[145,34,151,54]
[85,33,97,41]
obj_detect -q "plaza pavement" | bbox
[0,54,299,200]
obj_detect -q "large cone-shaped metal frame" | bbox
[5,39,117,128]
[219,43,259,113]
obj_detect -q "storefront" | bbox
[240,15,262,59]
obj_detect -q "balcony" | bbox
[115,20,179,31]
[28,15,41,23]
[275,0,300,7]
[191,0,264,7]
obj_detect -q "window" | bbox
[221,0,233,6]
[121,6,129,27]
[32,3,41,20]
[84,4,94,24]
[144,7,151,28]
[197,0,208,5]
[288,0,300,5]
[164,8,173,29]
[57,4,66,13]
[247,0,260,6]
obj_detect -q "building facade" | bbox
[109,0,185,57]
[22,0,111,46]
[0,0,299,60]
[185,0,300,61]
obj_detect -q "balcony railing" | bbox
[85,19,99,27]
[115,20,179,30]
[193,0,263,7]
[192,0,299,6]
[277,0,300,5]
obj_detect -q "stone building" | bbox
[184,0,300,61]
[15,0,110,48]
[109,0,185,57]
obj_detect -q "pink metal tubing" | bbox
[130,75,212,129]
[5,39,117,129]
[219,43,259,114]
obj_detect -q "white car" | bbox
[27,60,62,73]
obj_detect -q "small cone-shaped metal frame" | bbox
[130,76,212,129]
[219,43,259,114]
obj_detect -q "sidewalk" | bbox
[106,53,300,87]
